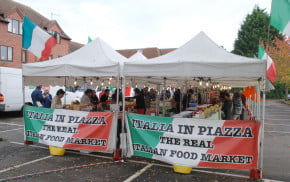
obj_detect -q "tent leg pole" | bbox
[162,78,166,116]
[122,76,126,133]
[257,82,261,121]
[259,79,266,179]
[64,76,67,105]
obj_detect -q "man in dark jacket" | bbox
[134,88,146,114]
[222,92,233,120]
[31,85,44,107]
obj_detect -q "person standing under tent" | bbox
[143,87,151,109]
[149,88,156,101]
[197,92,202,105]
[43,89,52,108]
[112,88,123,102]
[240,91,246,120]
[99,88,105,99]
[31,85,44,107]
[51,89,65,109]
[100,89,110,110]
[81,89,93,105]
[173,89,181,113]
[182,89,194,111]
[134,88,146,114]
[90,90,100,111]
[233,91,243,120]
[222,92,233,120]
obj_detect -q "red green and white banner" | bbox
[126,113,260,169]
[23,106,117,152]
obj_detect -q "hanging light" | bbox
[206,82,209,87]
[108,81,111,85]
[90,79,93,86]
[217,84,220,88]
[101,81,104,86]
[109,77,112,81]
[74,79,77,85]
[135,84,138,88]
[199,80,202,86]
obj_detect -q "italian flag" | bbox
[258,45,277,83]
[270,0,290,36]
[22,16,57,61]
[125,87,135,97]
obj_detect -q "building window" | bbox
[48,30,61,44]
[22,50,27,63]
[5,18,22,34]
[56,33,61,44]
[0,46,13,61]
[6,18,12,32]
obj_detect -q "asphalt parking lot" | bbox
[0,100,289,182]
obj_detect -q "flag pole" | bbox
[257,3,273,179]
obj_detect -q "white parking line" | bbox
[0,128,23,133]
[265,123,290,127]
[265,131,290,134]
[0,122,24,126]
[266,118,290,121]
[266,115,290,117]
[9,141,282,181]
[123,164,153,182]
[0,156,52,173]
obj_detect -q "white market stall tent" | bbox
[23,38,127,77]
[22,38,129,154]
[128,50,148,62]
[123,31,267,87]
[122,31,267,176]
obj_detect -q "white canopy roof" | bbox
[124,32,267,83]
[23,38,127,77]
[128,50,148,62]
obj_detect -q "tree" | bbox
[263,37,290,100]
[232,6,282,57]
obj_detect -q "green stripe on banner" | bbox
[23,106,54,142]
[127,113,174,158]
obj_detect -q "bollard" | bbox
[173,165,192,174]
[49,146,65,156]
[249,169,264,179]
[24,140,34,145]
[112,148,122,161]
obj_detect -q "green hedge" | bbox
[266,82,288,99]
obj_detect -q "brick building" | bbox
[0,0,175,70]
[0,0,71,68]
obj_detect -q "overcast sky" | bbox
[15,0,272,51]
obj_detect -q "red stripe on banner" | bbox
[197,120,260,169]
[267,63,277,83]
[63,112,113,151]
[40,36,57,61]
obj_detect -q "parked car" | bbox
[0,67,84,112]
